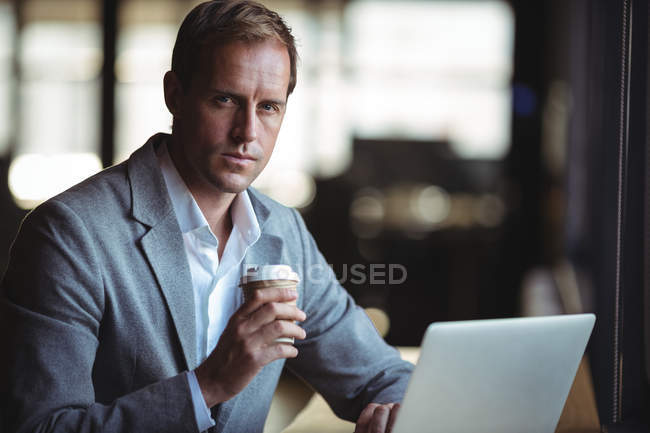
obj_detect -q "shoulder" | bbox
[29,135,162,227]
[33,160,131,223]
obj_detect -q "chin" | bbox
[218,185,248,194]
[211,176,254,194]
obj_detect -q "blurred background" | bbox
[0,0,648,431]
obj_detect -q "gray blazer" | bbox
[0,134,413,433]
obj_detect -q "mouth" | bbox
[221,153,257,165]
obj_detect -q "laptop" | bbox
[392,313,596,433]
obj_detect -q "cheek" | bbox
[259,117,283,143]
[258,132,278,160]
[193,105,232,134]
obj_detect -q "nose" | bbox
[231,105,257,145]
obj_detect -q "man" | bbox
[0,1,413,432]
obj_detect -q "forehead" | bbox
[194,39,291,99]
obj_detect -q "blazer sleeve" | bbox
[0,200,198,433]
[285,208,414,422]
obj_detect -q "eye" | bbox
[216,95,232,104]
[260,103,278,112]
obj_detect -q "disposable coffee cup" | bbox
[240,265,300,344]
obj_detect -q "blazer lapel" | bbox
[140,215,197,370]
[128,135,197,370]
[242,234,286,272]
[242,188,287,275]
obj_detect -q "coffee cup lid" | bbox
[240,265,300,285]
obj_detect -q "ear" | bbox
[163,71,184,118]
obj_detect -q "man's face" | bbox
[166,39,290,194]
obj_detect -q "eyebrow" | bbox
[210,88,287,107]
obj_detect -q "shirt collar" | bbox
[231,187,262,245]
[156,139,261,245]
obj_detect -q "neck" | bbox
[195,192,235,238]
[166,135,235,240]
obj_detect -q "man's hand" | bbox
[354,403,401,433]
[194,286,306,407]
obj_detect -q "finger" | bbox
[368,405,390,433]
[386,404,400,433]
[259,320,306,344]
[248,302,306,329]
[355,403,379,433]
[258,339,299,364]
[239,286,299,316]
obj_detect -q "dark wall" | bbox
[563,0,650,429]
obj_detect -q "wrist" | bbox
[194,365,228,408]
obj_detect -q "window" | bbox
[8,0,102,209]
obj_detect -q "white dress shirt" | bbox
[157,142,261,431]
